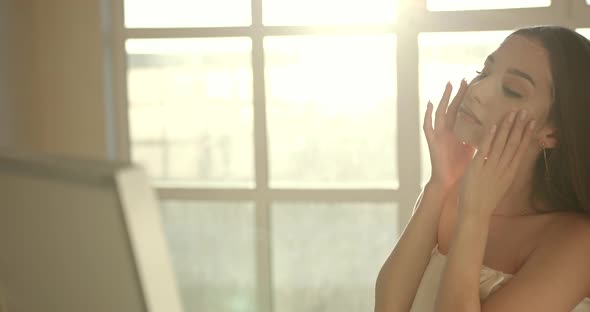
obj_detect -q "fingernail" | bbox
[529,120,536,129]
[509,112,516,122]
[520,110,528,121]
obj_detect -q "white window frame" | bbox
[104,0,590,311]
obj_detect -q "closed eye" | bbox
[475,70,523,99]
[503,87,522,98]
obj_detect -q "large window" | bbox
[116,1,590,311]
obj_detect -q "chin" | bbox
[453,120,483,149]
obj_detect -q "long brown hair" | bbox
[510,26,590,214]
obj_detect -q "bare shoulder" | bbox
[562,212,590,248]
[531,211,590,291]
[530,213,590,282]
[481,212,590,311]
[506,211,590,274]
[532,212,590,259]
[542,212,590,245]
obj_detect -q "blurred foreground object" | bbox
[0,150,183,312]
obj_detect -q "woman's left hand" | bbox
[458,109,537,219]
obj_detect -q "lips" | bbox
[459,105,482,125]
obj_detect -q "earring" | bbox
[541,141,550,181]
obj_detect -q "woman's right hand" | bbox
[423,80,476,192]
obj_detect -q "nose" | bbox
[466,76,495,106]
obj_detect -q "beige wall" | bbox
[0,0,34,150]
[0,0,110,159]
[34,0,108,159]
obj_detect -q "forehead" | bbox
[492,35,553,88]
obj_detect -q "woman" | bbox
[375,26,590,312]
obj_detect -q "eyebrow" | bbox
[485,55,536,87]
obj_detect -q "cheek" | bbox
[482,105,513,129]
[484,102,511,123]
[486,113,504,127]
[453,118,486,148]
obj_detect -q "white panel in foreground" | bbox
[0,150,183,312]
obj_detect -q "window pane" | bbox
[265,35,398,188]
[418,31,509,186]
[160,201,257,312]
[126,39,254,187]
[578,29,590,39]
[263,0,396,25]
[271,202,398,312]
[124,0,251,28]
[427,0,550,11]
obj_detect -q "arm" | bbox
[434,110,535,311]
[375,80,471,312]
[434,212,490,312]
[374,181,451,312]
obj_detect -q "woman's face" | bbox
[454,34,554,148]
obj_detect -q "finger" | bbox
[434,82,452,131]
[498,110,529,171]
[474,124,497,167]
[487,111,517,165]
[423,101,434,142]
[507,119,536,172]
[446,79,468,130]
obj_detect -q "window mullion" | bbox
[111,0,131,162]
[252,0,273,311]
[395,24,421,229]
[155,188,400,201]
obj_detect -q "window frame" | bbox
[105,0,590,311]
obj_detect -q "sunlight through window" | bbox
[264,35,398,188]
[578,28,590,39]
[427,0,550,11]
[126,38,254,187]
[263,0,397,25]
[124,0,251,27]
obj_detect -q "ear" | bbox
[536,124,558,148]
